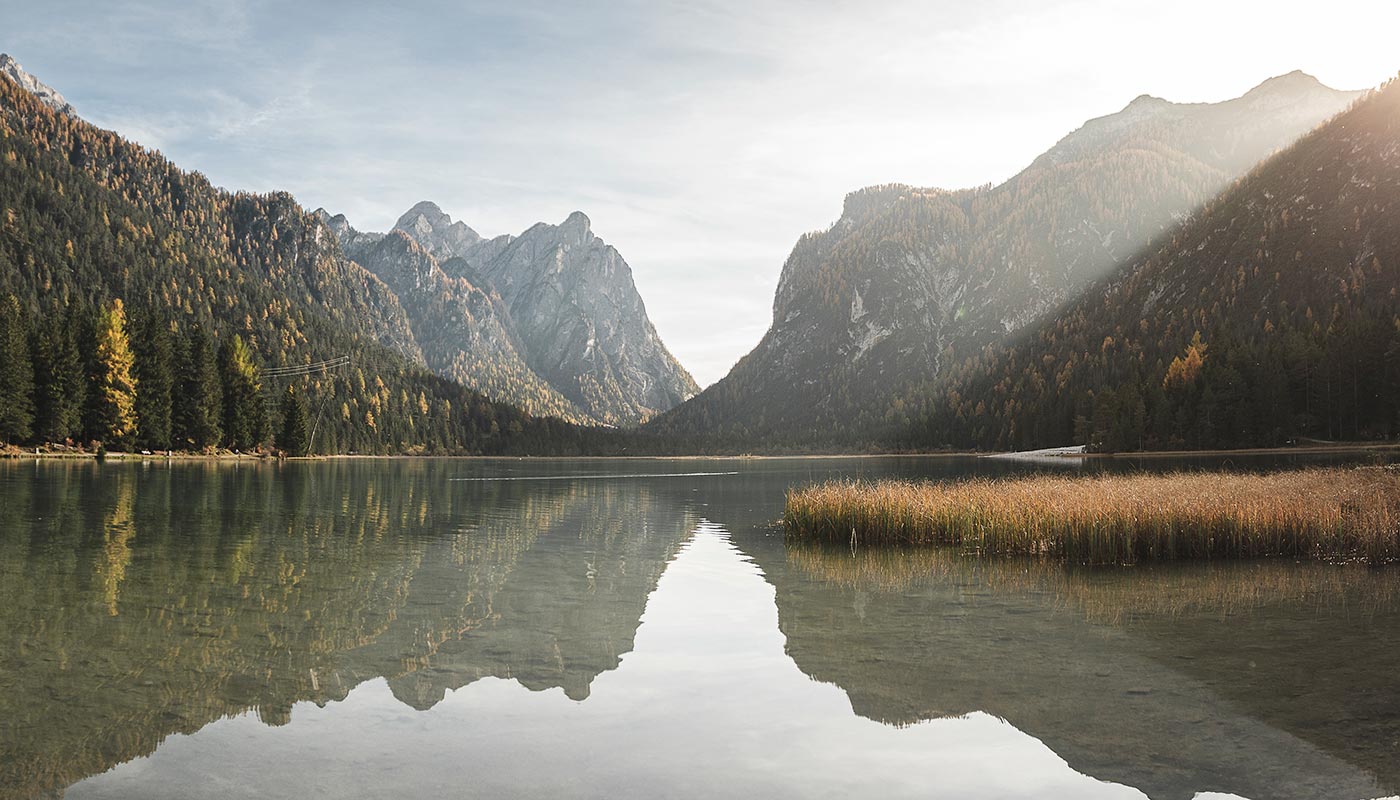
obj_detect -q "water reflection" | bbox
[0,460,695,799]
[65,528,1145,800]
[0,456,1397,800]
[751,542,1400,800]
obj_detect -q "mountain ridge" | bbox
[905,76,1400,452]
[0,54,608,455]
[328,203,698,426]
[0,53,75,116]
[649,70,1364,448]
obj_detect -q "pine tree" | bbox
[219,334,265,451]
[88,299,139,446]
[132,311,174,450]
[31,306,86,444]
[0,295,35,444]
[277,384,310,456]
[174,326,222,451]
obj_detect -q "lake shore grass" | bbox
[783,467,1400,564]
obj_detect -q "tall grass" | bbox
[783,467,1400,564]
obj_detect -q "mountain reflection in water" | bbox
[0,456,1396,800]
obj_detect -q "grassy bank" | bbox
[783,468,1400,564]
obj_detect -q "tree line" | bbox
[0,295,314,454]
[899,312,1400,454]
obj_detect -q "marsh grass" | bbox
[783,467,1400,565]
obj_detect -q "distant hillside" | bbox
[0,56,598,455]
[902,76,1400,453]
[329,203,698,426]
[651,72,1362,449]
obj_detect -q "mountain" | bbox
[904,76,1400,453]
[325,213,590,423]
[0,53,74,116]
[0,54,600,455]
[331,204,698,426]
[461,211,698,425]
[650,72,1363,448]
[393,200,481,259]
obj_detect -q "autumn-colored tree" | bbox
[89,299,139,446]
[1163,332,1207,389]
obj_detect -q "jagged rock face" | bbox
[324,215,588,423]
[474,212,698,426]
[652,72,1362,444]
[0,54,75,116]
[393,200,481,260]
[326,205,696,426]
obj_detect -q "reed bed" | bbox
[783,467,1400,565]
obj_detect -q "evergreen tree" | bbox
[31,306,86,444]
[132,310,174,450]
[277,384,310,456]
[88,299,139,446]
[0,294,35,444]
[219,334,265,451]
[174,326,222,451]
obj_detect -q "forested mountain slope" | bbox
[651,72,1361,449]
[901,76,1400,452]
[0,58,597,454]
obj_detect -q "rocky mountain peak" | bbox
[1125,93,1170,109]
[1244,70,1325,97]
[324,203,696,425]
[314,208,353,237]
[1236,70,1343,112]
[0,53,75,116]
[393,200,481,259]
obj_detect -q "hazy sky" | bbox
[5,1,1399,386]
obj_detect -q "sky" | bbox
[4,1,1400,386]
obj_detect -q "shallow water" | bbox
[1,456,1397,800]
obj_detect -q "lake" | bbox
[2,455,1398,800]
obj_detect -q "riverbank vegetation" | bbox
[783,468,1400,564]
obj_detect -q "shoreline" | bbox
[1078,442,1400,459]
[5,442,1398,463]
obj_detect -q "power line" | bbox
[259,358,349,455]
[261,356,350,378]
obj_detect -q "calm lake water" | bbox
[2,455,1398,800]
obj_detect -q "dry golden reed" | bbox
[783,467,1400,564]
